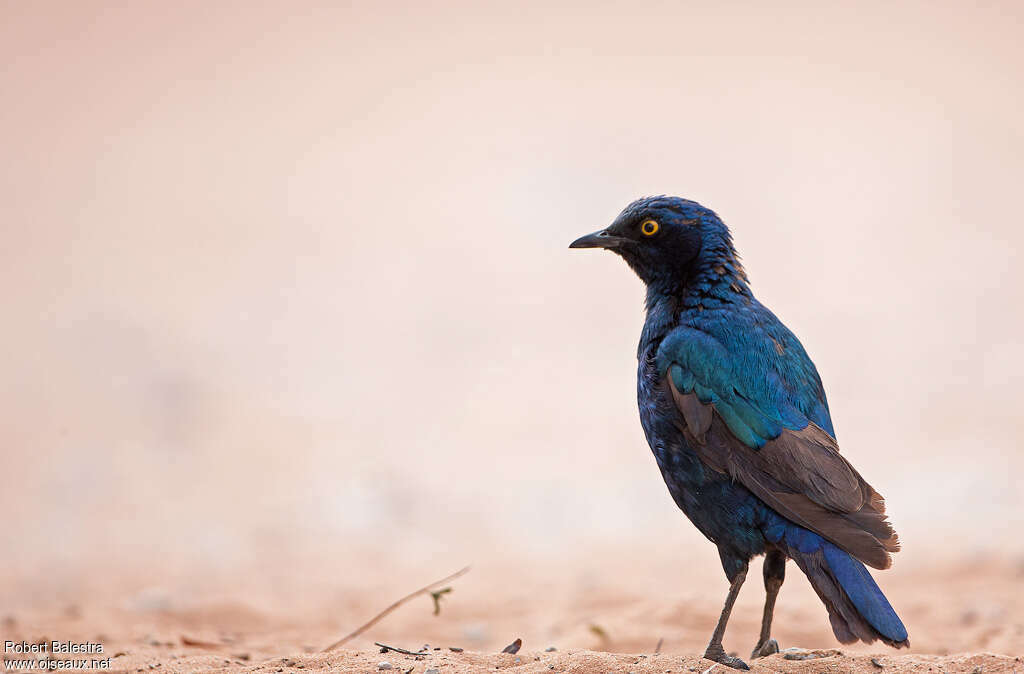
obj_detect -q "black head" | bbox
[569,196,738,291]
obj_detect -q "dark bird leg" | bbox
[703,561,749,670]
[751,548,786,659]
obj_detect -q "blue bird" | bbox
[570,196,908,669]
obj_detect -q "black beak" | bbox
[569,229,628,249]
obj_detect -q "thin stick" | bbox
[374,642,425,656]
[322,566,471,652]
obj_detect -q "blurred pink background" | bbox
[1,0,1022,656]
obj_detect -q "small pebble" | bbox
[782,649,840,661]
[501,638,522,654]
[426,670,440,674]
[545,647,557,652]
[378,662,393,670]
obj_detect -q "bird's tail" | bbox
[776,526,909,647]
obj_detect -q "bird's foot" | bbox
[703,643,749,671]
[750,638,779,660]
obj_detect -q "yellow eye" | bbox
[641,219,660,236]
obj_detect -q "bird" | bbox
[569,196,908,670]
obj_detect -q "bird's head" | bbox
[569,196,739,291]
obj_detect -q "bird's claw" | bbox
[703,644,749,671]
[750,638,779,660]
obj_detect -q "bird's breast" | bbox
[637,345,681,454]
[637,340,714,488]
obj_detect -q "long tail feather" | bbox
[767,521,909,647]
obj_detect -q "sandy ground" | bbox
[5,646,1019,674]
[3,552,1022,673]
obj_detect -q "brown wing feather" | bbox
[667,379,900,569]
[676,389,713,441]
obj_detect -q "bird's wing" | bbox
[656,320,900,569]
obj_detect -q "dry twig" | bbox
[321,566,470,652]
[374,642,426,656]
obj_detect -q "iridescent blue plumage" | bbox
[571,196,907,669]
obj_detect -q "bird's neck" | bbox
[640,250,753,352]
[639,289,679,355]
[665,246,753,310]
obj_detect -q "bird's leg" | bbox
[751,548,786,659]
[703,563,749,670]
